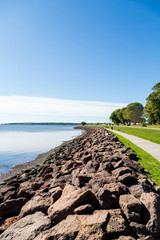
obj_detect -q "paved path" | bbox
[109,130,160,162]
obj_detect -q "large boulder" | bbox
[97,188,112,209]
[111,167,133,178]
[18,194,50,218]
[0,198,27,218]
[48,188,99,224]
[106,209,130,238]
[140,192,160,237]
[104,182,128,197]
[119,194,142,222]
[0,211,51,240]
[35,210,109,240]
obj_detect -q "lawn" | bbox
[93,125,160,144]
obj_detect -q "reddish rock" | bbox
[74,204,94,214]
[97,188,112,209]
[18,194,50,218]
[1,211,51,240]
[106,209,130,238]
[130,222,148,236]
[0,186,15,196]
[82,153,92,163]
[118,173,136,184]
[61,184,77,197]
[48,188,98,224]
[0,198,27,218]
[0,216,17,234]
[104,182,128,197]
[49,186,62,204]
[118,236,135,240]
[35,210,109,240]
[112,167,133,178]
[119,194,142,222]
[140,192,160,237]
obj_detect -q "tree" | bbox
[145,82,160,124]
[125,102,144,124]
[117,107,128,124]
[109,109,121,124]
[81,121,86,126]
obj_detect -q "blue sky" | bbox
[0,0,160,123]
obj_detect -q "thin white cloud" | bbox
[0,96,127,123]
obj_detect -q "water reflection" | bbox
[0,125,82,175]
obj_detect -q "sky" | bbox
[0,0,160,123]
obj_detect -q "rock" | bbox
[106,209,130,238]
[61,184,77,197]
[48,188,99,224]
[35,210,109,240]
[119,194,142,222]
[82,154,92,163]
[104,182,129,197]
[0,185,15,195]
[73,204,94,214]
[97,188,112,209]
[118,236,136,240]
[0,216,17,234]
[114,160,124,169]
[49,186,62,204]
[140,192,160,237]
[0,211,51,240]
[130,222,148,236]
[138,236,154,240]
[18,194,50,218]
[129,179,156,199]
[17,181,38,199]
[112,167,133,178]
[118,173,136,184]
[0,198,27,218]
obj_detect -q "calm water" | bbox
[0,125,82,175]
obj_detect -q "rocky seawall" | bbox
[0,126,160,239]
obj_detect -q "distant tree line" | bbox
[109,82,160,125]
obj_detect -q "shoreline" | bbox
[0,126,160,238]
[0,127,87,184]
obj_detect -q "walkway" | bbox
[109,129,160,162]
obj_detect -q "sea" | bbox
[0,124,82,175]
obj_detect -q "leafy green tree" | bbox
[117,107,128,124]
[81,121,86,126]
[145,82,160,124]
[109,109,121,124]
[125,102,144,124]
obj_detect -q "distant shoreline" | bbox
[1,122,82,126]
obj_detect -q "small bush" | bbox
[142,122,147,127]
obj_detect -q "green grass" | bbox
[127,124,160,129]
[109,131,160,185]
[91,125,160,144]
